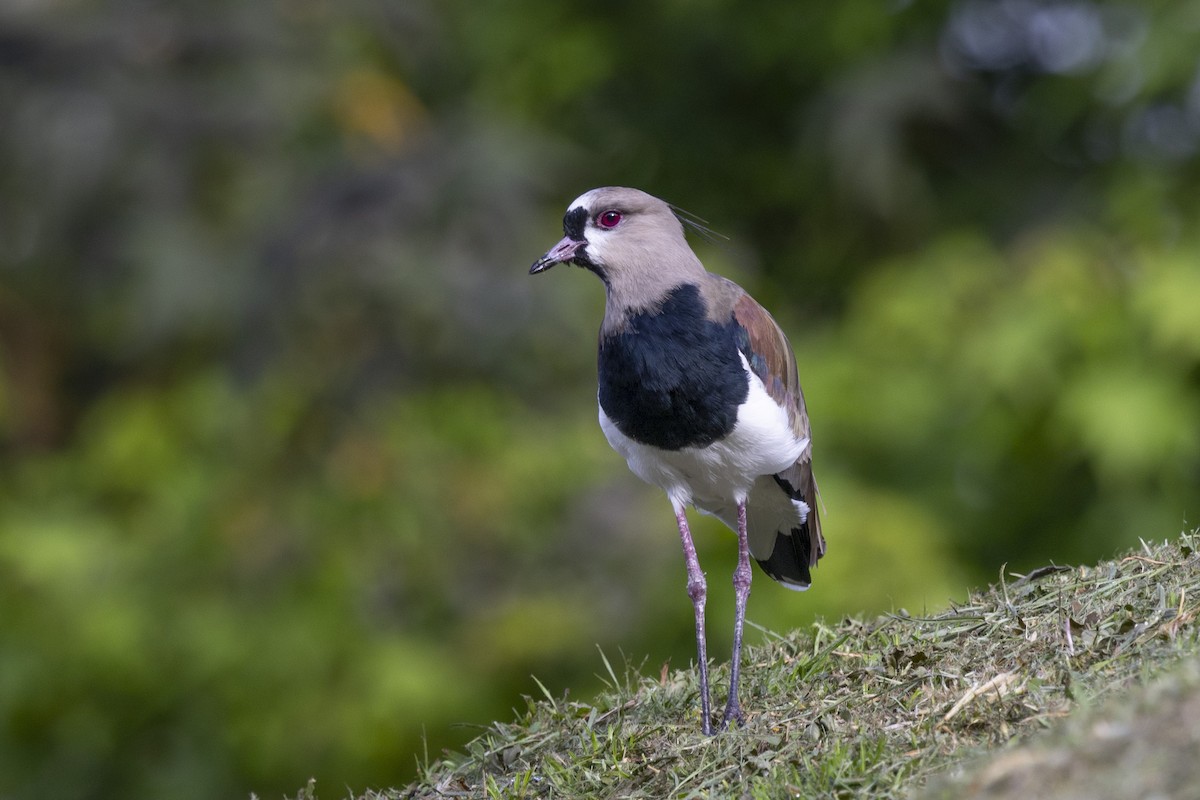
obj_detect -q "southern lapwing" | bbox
[530,187,824,734]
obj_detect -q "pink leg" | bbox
[674,506,711,735]
[722,500,752,728]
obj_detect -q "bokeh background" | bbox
[2,0,1199,797]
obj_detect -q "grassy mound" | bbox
[293,531,1200,799]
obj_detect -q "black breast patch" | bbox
[598,284,749,451]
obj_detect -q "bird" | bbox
[530,187,824,734]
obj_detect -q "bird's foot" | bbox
[719,700,745,731]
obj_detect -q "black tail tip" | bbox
[757,558,812,590]
[756,525,818,589]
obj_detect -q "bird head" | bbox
[530,187,696,284]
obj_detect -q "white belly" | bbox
[598,365,807,512]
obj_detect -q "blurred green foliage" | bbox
[1,0,1198,797]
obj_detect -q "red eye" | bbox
[597,210,622,229]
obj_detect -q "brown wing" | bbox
[732,293,826,572]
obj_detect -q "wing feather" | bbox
[731,293,826,574]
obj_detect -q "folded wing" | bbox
[731,293,826,588]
